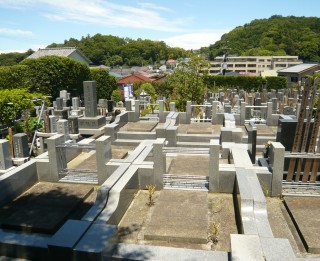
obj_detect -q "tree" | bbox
[165,55,210,110]
[0,88,46,128]
[111,90,122,102]
[21,56,90,99]
[90,69,117,100]
[0,65,31,90]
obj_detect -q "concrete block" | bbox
[48,220,90,260]
[261,237,296,261]
[74,224,117,261]
[231,234,264,261]
[209,139,219,192]
[112,243,228,260]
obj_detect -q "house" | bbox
[277,63,320,87]
[26,47,91,66]
[117,74,152,85]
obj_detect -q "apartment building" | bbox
[209,56,302,75]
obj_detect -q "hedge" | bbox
[203,75,287,91]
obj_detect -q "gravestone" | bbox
[272,98,278,112]
[13,133,29,158]
[276,119,314,151]
[125,100,132,111]
[72,97,80,110]
[245,107,252,120]
[83,81,98,117]
[234,94,240,107]
[70,97,82,116]
[224,105,232,113]
[60,90,68,107]
[98,99,107,108]
[54,97,68,119]
[255,98,262,106]
[220,93,224,102]
[239,90,245,100]
[283,106,294,115]
[107,100,114,113]
[68,117,79,134]
[248,96,253,106]
[245,123,257,164]
[57,119,69,140]
[0,140,13,170]
[56,98,63,110]
[49,115,57,133]
[78,81,106,131]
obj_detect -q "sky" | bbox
[0,0,320,53]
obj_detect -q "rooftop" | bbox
[27,47,91,64]
[277,63,319,73]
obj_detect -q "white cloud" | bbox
[0,49,27,54]
[0,0,187,32]
[0,27,33,36]
[137,2,174,13]
[162,29,229,50]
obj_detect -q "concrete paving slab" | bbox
[144,190,208,244]
[284,197,320,254]
[119,122,158,132]
[0,182,94,234]
[168,155,209,176]
[178,123,220,135]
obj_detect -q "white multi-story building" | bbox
[209,56,302,75]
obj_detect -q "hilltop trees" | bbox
[47,34,188,66]
[203,16,320,62]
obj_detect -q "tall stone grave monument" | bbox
[78,81,106,133]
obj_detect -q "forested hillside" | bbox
[202,15,320,62]
[47,34,188,66]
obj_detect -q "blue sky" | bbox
[0,0,320,53]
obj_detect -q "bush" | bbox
[90,68,117,99]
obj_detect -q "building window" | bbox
[275,64,287,67]
[248,64,256,67]
[291,76,298,83]
[235,64,246,67]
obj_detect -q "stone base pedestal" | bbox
[78,116,106,129]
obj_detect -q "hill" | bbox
[47,34,188,66]
[202,15,320,62]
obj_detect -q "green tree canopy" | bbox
[204,15,320,62]
[21,56,90,99]
[0,88,46,127]
[111,90,122,102]
[165,55,210,110]
[0,65,31,90]
[47,34,189,66]
[89,69,117,100]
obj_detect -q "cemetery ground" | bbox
[1,116,320,259]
